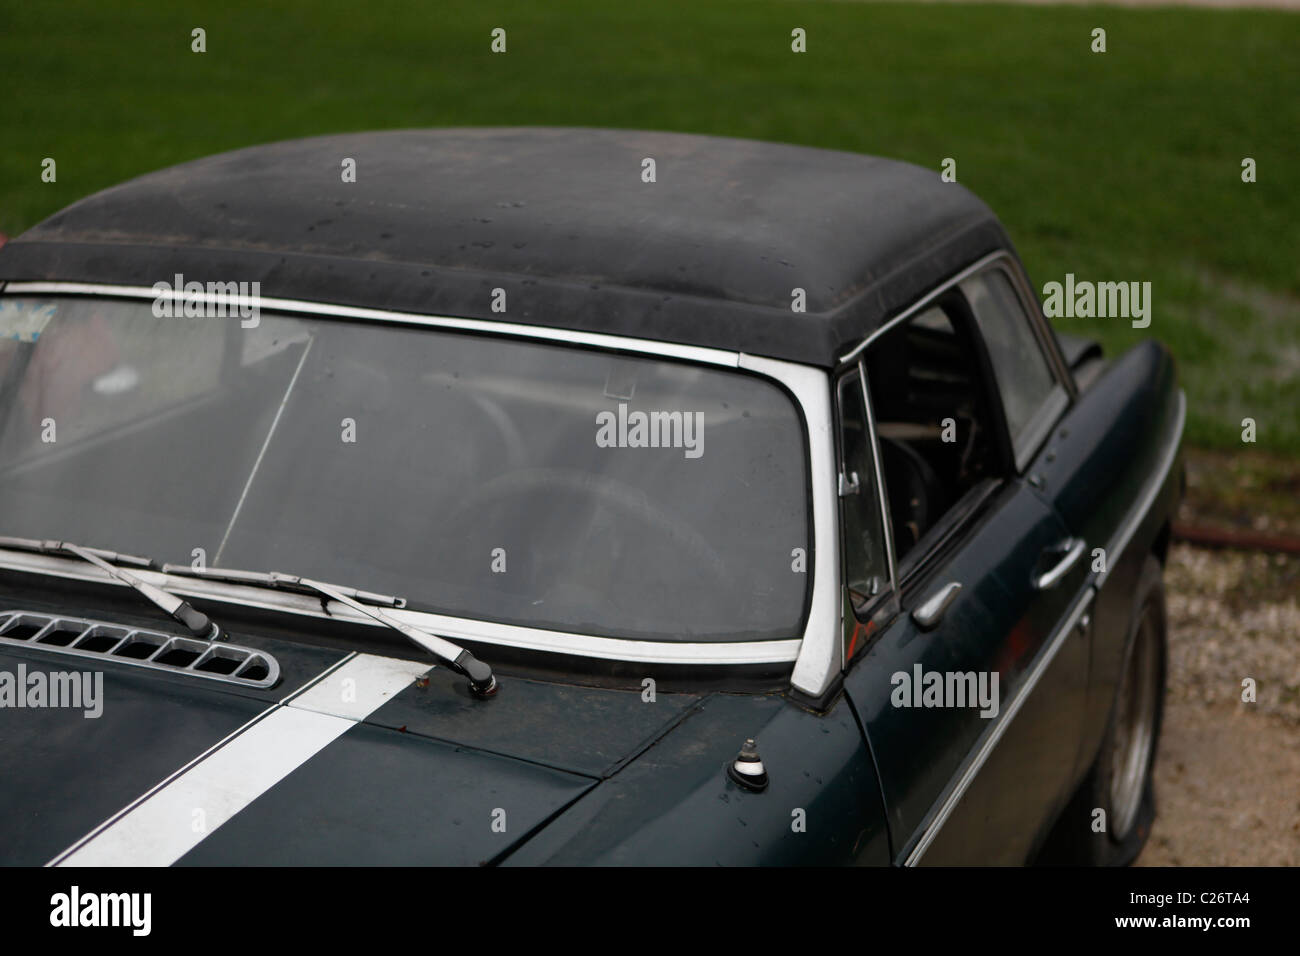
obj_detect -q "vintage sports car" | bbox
[0,129,1183,865]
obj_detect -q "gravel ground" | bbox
[1136,542,1300,865]
[1162,543,1300,721]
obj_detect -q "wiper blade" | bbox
[160,564,498,698]
[158,564,404,608]
[0,536,222,641]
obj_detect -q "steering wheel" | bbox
[437,467,738,594]
[422,379,528,472]
[878,437,946,554]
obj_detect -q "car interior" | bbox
[863,303,1007,565]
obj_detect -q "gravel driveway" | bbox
[1136,543,1300,865]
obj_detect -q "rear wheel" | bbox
[1038,554,1167,865]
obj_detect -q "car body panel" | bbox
[0,641,272,866]
[0,580,718,865]
[174,721,597,867]
[501,691,891,866]
[349,667,705,780]
[1031,342,1184,783]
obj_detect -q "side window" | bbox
[835,372,890,613]
[863,304,1004,565]
[960,269,1065,465]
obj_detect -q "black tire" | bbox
[1037,554,1168,866]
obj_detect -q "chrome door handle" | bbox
[912,582,962,631]
[1034,537,1085,590]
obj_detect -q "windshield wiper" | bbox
[159,564,498,698]
[0,536,222,640]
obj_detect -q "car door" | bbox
[841,273,1090,865]
[936,264,1096,863]
[973,260,1184,793]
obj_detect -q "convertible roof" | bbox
[0,128,1011,366]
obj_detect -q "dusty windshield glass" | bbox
[0,296,810,643]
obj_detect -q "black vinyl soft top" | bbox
[0,127,1012,367]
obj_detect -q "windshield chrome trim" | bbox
[741,355,840,695]
[0,550,805,665]
[2,281,741,368]
[0,282,835,685]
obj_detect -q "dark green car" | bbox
[0,128,1182,865]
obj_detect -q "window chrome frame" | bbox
[857,360,898,598]
[839,251,1077,477]
[838,250,1077,401]
[0,281,841,694]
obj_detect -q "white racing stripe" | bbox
[50,653,431,867]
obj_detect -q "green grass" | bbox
[3,1,1297,451]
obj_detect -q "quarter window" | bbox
[836,372,890,612]
[960,269,1064,464]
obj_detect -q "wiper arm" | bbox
[300,578,498,698]
[0,539,495,694]
[159,564,498,698]
[0,536,222,640]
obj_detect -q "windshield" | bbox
[0,295,810,644]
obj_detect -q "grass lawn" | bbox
[3,1,1296,453]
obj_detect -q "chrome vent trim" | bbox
[0,610,280,689]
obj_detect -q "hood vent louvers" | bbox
[0,610,280,689]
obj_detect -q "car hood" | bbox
[0,609,706,866]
